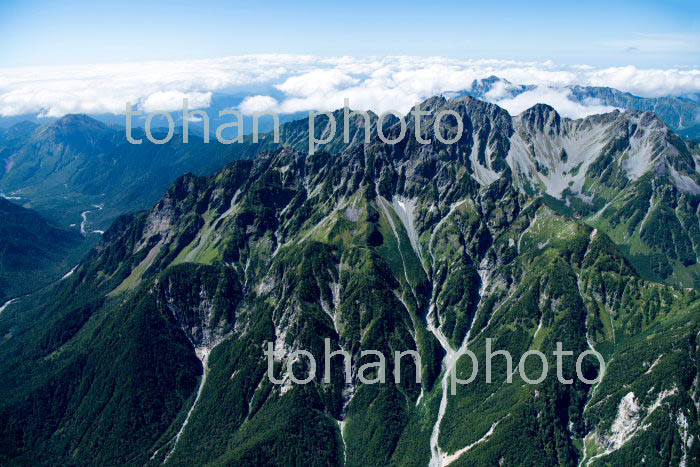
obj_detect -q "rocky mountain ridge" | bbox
[454,75,700,140]
[0,95,698,466]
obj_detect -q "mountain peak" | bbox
[0,120,40,141]
[521,102,558,116]
[470,75,511,88]
[2,87,700,467]
[486,75,510,84]
[51,113,107,130]
[518,103,562,133]
[35,113,112,144]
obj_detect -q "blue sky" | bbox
[1,0,698,68]
[0,0,698,120]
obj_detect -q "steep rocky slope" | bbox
[0,96,698,466]
[459,76,700,140]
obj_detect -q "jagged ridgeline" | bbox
[0,96,698,466]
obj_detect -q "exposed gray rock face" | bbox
[454,76,700,140]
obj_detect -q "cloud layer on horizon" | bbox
[1,55,699,120]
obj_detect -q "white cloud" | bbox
[484,80,515,100]
[142,91,211,113]
[0,55,699,120]
[275,69,359,96]
[493,87,619,119]
[238,95,280,115]
[585,66,700,98]
[571,64,595,71]
[0,55,308,117]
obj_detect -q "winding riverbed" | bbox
[80,204,105,235]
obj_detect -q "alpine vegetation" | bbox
[1,94,699,466]
[3,0,700,464]
[265,338,605,392]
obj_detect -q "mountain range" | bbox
[451,76,700,141]
[2,75,698,144]
[0,114,255,231]
[0,94,698,466]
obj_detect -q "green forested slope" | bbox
[0,97,698,466]
[0,197,86,303]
